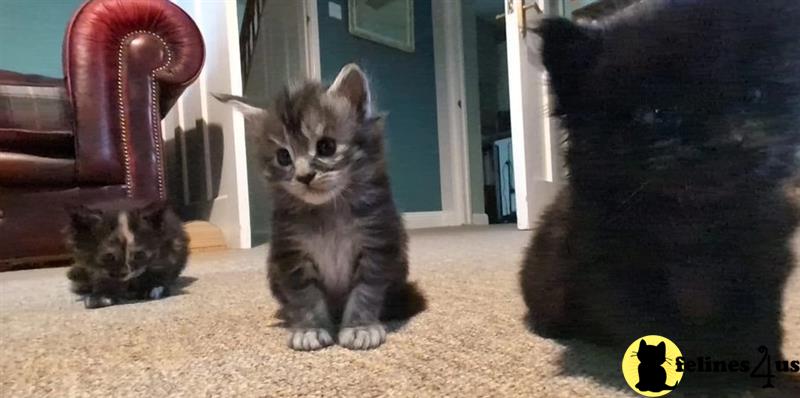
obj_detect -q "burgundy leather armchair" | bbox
[0,0,204,270]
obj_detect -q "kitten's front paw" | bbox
[338,324,386,350]
[148,286,169,300]
[288,328,334,351]
[84,295,116,309]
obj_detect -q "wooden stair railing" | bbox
[240,0,266,85]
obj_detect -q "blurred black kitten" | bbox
[66,200,189,309]
[521,0,799,369]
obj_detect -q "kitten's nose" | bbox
[296,173,316,185]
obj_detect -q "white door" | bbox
[503,0,565,230]
[163,0,252,249]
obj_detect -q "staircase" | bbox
[239,0,266,85]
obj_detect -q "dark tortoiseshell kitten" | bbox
[520,0,800,377]
[216,64,425,351]
[66,200,189,309]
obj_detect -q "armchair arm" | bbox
[64,0,204,200]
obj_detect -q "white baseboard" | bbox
[403,211,456,229]
[471,213,489,225]
[403,211,490,229]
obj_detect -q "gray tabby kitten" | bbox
[216,64,425,351]
[66,200,189,309]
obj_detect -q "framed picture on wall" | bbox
[348,0,414,52]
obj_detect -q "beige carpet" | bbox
[1,226,799,397]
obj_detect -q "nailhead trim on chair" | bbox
[117,30,173,199]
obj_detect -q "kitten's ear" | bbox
[657,341,666,353]
[535,18,602,85]
[65,204,102,231]
[212,93,268,123]
[638,339,647,351]
[138,201,168,230]
[328,63,371,118]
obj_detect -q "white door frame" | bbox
[431,0,474,228]
[504,0,564,230]
[304,0,475,229]
[303,0,322,80]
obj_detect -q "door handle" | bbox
[497,0,544,37]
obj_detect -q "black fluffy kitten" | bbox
[521,0,800,365]
[216,64,425,351]
[66,200,189,309]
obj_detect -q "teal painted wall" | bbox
[317,0,441,212]
[0,0,84,77]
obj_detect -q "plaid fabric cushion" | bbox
[0,71,74,158]
[0,71,73,132]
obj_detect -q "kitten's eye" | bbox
[636,108,682,127]
[745,89,763,104]
[131,251,149,262]
[276,148,292,166]
[316,137,336,157]
[639,110,656,124]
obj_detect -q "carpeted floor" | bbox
[1,226,799,397]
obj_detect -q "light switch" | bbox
[328,2,342,20]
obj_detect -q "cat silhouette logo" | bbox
[621,335,683,397]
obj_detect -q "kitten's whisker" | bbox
[601,179,651,225]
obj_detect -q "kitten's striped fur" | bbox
[217,64,425,350]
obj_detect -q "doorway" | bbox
[237,0,317,244]
[472,0,515,224]
[237,0,486,232]
[500,0,635,230]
